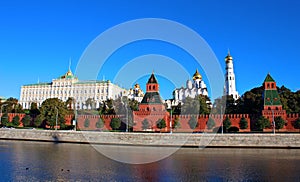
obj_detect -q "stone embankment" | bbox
[0,129,299,148]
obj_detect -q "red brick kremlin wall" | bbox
[1,113,300,132]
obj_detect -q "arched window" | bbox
[147,107,149,111]
[268,107,271,110]
[267,84,270,88]
[271,83,275,88]
[153,85,156,90]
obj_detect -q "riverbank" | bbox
[0,129,300,148]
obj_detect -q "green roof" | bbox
[141,92,163,104]
[264,73,275,83]
[264,90,282,106]
[24,82,51,86]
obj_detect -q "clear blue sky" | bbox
[0,0,299,101]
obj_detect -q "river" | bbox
[0,140,299,181]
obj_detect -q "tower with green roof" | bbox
[262,73,286,121]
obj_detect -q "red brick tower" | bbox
[262,73,286,121]
[133,72,169,131]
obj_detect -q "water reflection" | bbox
[0,141,299,181]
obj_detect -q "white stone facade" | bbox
[19,70,127,109]
[127,83,144,102]
[225,51,239,100]
[173,69,208,102]
[165,69,209,108]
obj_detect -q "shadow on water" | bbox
[52,133,59,144]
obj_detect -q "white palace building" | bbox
[19,68,127,109]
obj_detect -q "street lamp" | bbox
[0,104,8,126]
[170,108,172,134]
[221,105,223,134]
[55,107,58,130]
[121,97,128,132]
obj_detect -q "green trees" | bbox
[181,96,211,115]
[1,113,9,126]
[173,118,181,130]
[110,118,121,130]
[274,116,286,130]
[156,119,166,130]
[293,118,300,131]
[38,98,68,129]
[21,115,31,127]
[11,115,20,127]
[142,119,150,130]
[239,117,248,129]
[84,118,90,128]
[223,117,231,132]
[96,118,104,129]
[206,118,216,130]
[188,116,198,129]
[255,116,271,130]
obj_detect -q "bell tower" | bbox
[225,50,239,100]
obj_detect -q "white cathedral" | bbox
[165,51,239,108]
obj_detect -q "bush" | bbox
[173,118,181,129]
[1,113,9,126]
[12,115,20,127]
[96,118,104,129]
[110,118,121,130]
[142,119,150,130]
[84,118,90,128]
[239,117,248,129]
[223,117,231,132]
[22,115,31,127]
[188,116,198,129]
[156,119,166,129]
[255,116,270,130]
[274,116,286,130]
[206,118,215,130]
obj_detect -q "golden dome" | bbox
[66,70,73,76]
[225,49,233,62]
[134,83,140,89]
[193,69,202,80]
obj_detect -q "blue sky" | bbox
[0,0,299,101]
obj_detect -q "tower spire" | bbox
[69,57,72,71]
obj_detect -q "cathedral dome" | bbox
[192,69,202,80]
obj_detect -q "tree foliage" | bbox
[239,117,248,129]
[3,97,24,113]
[22,115,31,127]
[156,119,166,129]
[95,118,104,129]
[38,98,68,129]
[173,118,181,129]
[255,116,270,130]
[293,118,300,129]
[12,115,20,127]
[84,118,90,128]
[110,118,121,130]
[206,118,216,130]
[181,96,211,115]
[188,116,198,129]
[274,116,286,130]
[223,117,231,132]
[1,113,9,126]
[142,119,150,130]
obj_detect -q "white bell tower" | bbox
[225,50,239,100]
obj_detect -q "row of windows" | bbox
[21,95,109,102]
[23,88,109,95]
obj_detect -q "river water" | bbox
[0,140,299,181]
